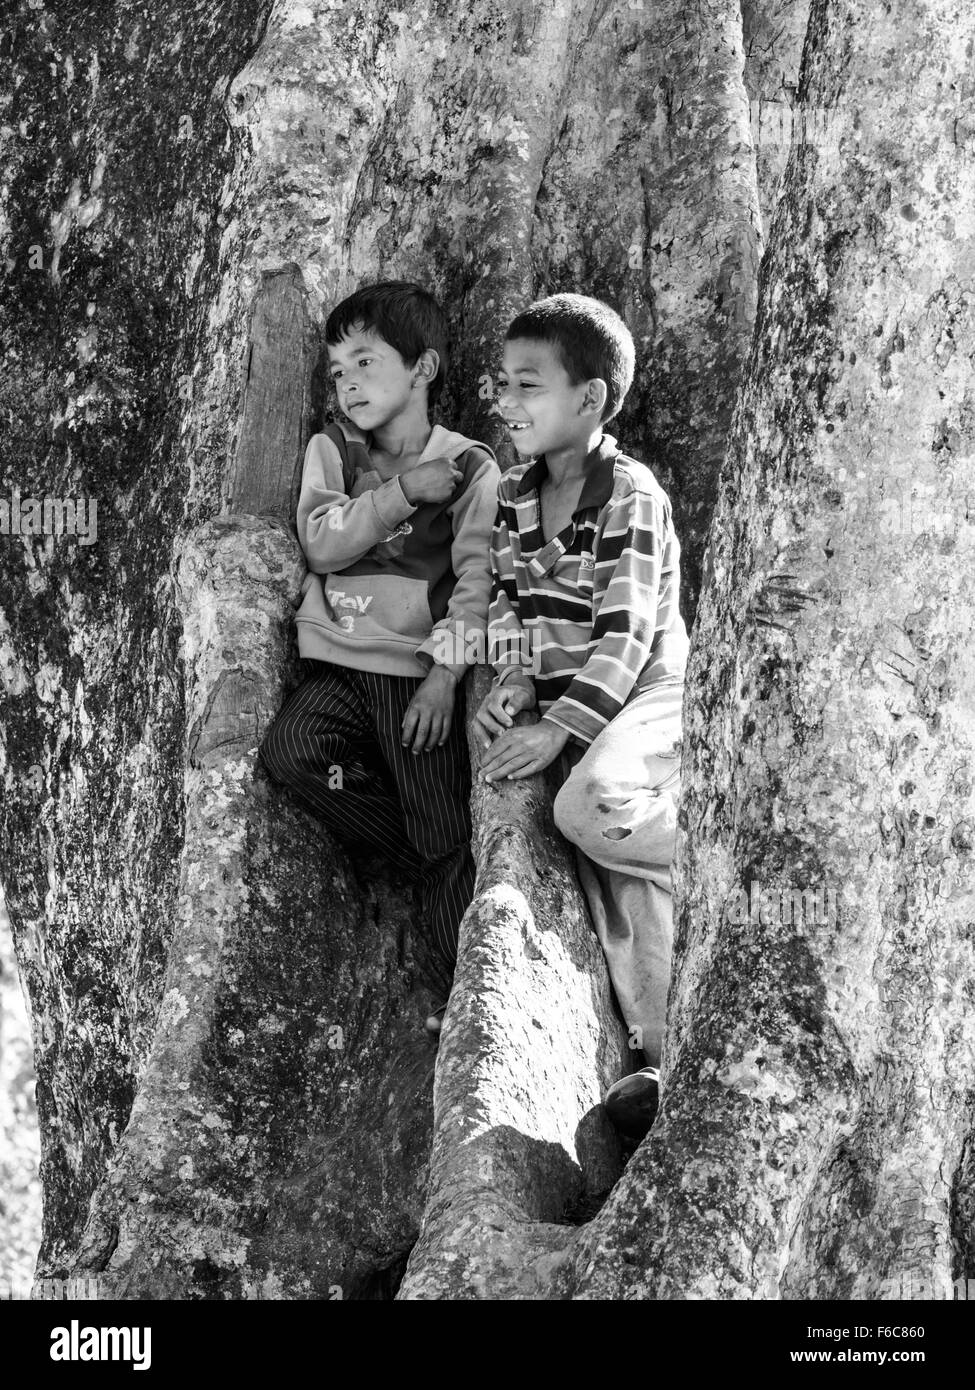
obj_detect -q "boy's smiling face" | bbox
[496,338,599,458]
[328,325,425,432]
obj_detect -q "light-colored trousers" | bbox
[552,682,683,1068]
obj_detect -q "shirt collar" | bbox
[515,434,619,514]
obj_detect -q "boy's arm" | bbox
[414,449,501,681]
[541,483,670,745]
[296,432,416,573]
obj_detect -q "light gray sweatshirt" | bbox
[295,420,500,679]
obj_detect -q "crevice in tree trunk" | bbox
[949,1113,975,1285]
[358,1248,414,1302]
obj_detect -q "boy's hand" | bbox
[401,457,463,505]
[480,719,570,782]
[402,665,457,753]
[474,679,536,747]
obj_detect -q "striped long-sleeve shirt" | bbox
[488,433,688,745]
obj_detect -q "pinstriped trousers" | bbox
[259,659,475,968]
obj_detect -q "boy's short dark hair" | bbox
[505,293,635,421]
[325,280,449,404]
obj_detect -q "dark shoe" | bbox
[603,1066,660,1141]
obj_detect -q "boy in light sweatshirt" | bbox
[261,282,499,1004]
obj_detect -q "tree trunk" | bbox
[741,0,813,234]
[2,0,971,1302]
[570,0,975,1299]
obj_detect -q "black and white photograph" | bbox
[0,0,971,1349]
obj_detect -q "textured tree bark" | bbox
[741,0,813,233]
[398,668,629,1300]
[3,0,971,1303]
[565,0,975,1300]
[0,0,273,1280]
[71,516,441,1298]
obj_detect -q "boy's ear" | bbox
[412,348,441,392]
[580,377,608,418]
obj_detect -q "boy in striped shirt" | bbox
[475,293,688,1141]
